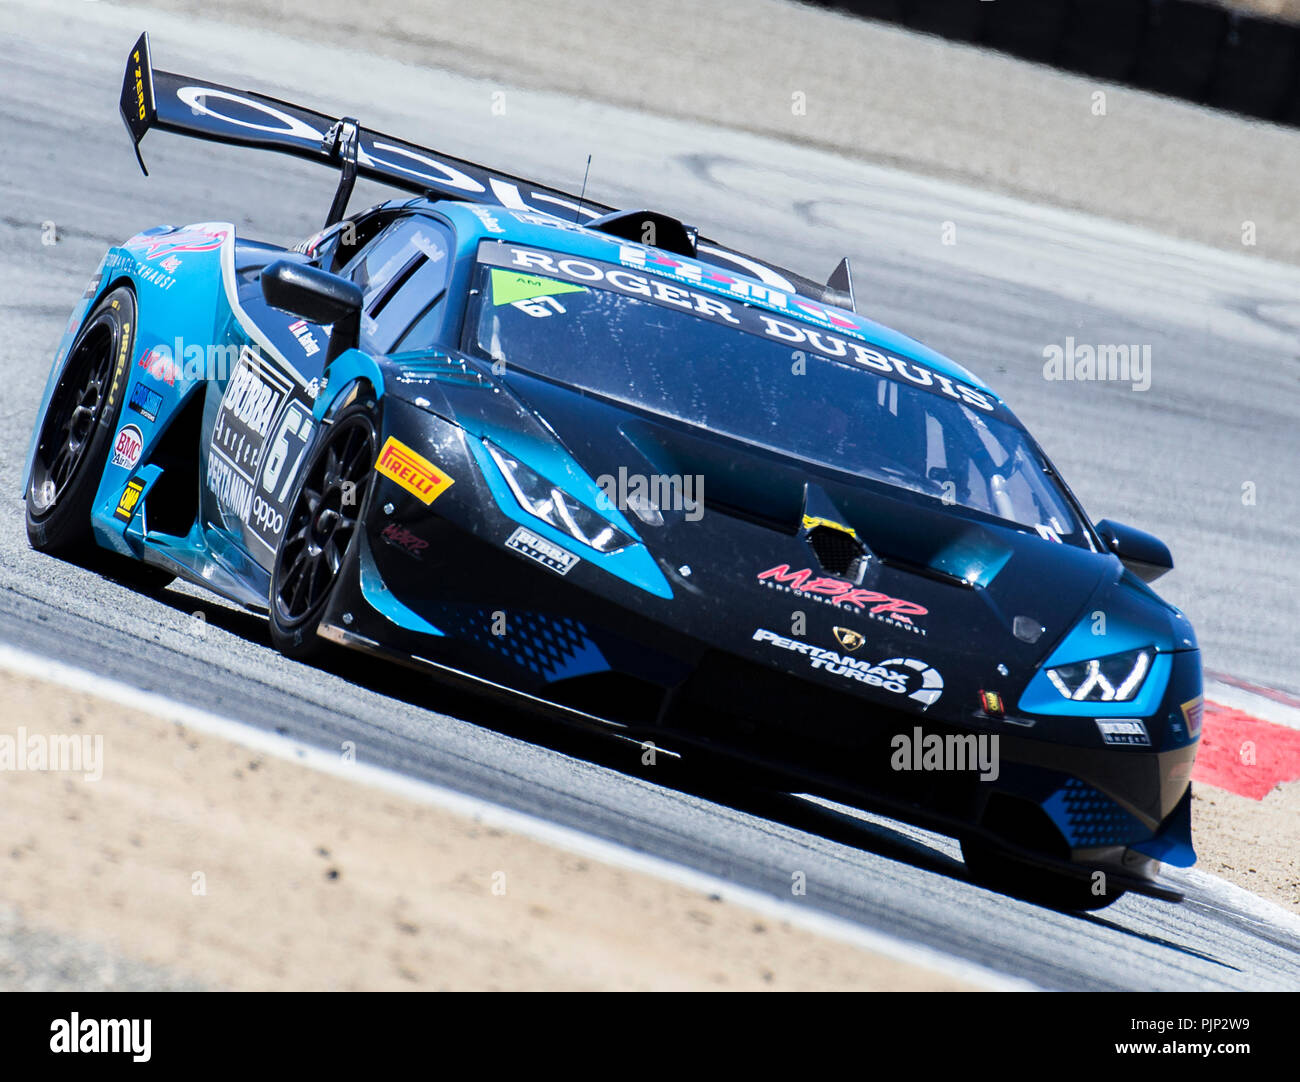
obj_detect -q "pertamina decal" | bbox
[752,629,944,707]
[207,347,297,556]
[375,437,454,505]
[114,479,145,523]
[110,424,143,469]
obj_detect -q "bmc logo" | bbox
[111,424,143,469]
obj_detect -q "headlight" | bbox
[1045,647,1152,702]
[485,441,634,554]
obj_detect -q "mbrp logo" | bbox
[756,565,928,630]
[381,522,429,557]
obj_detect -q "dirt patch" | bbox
[1193,783,1300,916]
[0,667,979,991]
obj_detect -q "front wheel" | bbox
[268,400,378,660]
[27,287,136,557]
[26,286,173,590]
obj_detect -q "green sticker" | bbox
[491,268,588,307]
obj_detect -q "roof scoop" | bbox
[799,482,872,581]
[586,209,698,257]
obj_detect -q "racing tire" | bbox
[960,836,1127,911]
[25,286,174,591]
[268,398,378,661]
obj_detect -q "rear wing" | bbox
[119,32,853,306]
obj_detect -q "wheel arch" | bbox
[314,349,385,426]
[22,274,140,497]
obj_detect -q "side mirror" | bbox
[1095,519,1173,583]
[261,260,363,363]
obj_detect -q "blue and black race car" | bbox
[24,34,1203,910]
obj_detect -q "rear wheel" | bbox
[961,836,1126,911]
[268,400,377,660]
[25,286,173,590]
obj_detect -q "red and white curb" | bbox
[1200,676,1300,800]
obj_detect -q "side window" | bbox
[327,209,401,272]
[340,217,455,355]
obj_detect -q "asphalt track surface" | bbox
[1,0,1298,989]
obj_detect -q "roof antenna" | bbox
[575,154,592,223]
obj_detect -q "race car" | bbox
[24,33,1202,911]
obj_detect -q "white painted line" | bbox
[1178,869,1300,942]
[0,643,1032,991]
[1205,680,1300,732]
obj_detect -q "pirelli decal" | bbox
[375,437,454,504]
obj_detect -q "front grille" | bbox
[1045,778,1145,848]
[437,608,605,681]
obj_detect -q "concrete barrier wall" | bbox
[810,0,1300,124]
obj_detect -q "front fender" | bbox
[21,256,117,495]
[313,348,386,424]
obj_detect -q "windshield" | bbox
[465,243,1087,545]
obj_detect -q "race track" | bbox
[1,0,1298,989]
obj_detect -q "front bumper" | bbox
[320,396,1200,889]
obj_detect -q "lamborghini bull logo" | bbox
[834,626,865,651]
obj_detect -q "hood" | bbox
[389,355,1187,719]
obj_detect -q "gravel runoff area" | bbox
[0,667,982,991]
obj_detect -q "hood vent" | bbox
[805,523,869,579]
[800,481,871,581]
